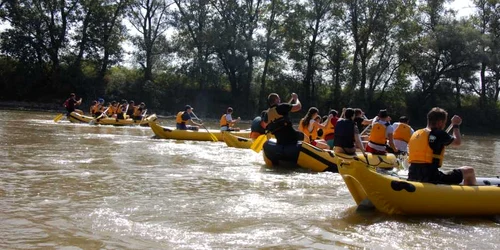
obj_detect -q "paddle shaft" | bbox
[190,111,218,142]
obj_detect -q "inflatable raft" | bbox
[337,154,500,216]
[150,122,251,141]
[263,141,399,173]
[223,132,253,148]
[68,112,157,126]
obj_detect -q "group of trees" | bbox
[0,0,499,132]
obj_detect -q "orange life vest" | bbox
[322,117,336,138]
[299,118,317,142]
[176,111,187,125]
[133,106,142,116]
[394,123,412,143]
[368,122,389,146]
[408,128,445,167]
[220,114,229,127]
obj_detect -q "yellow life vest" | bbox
[265,106,290,133]
[133,106,141,116]
[176,111,187,125]
[408,128,445,167]
[220,114,229,127]
[394,123,412,143]
[298,118,311,143]
[368,122,388,146]
[91,104,99,114]
[322,117,335,137]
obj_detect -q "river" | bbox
[1,110,499,249]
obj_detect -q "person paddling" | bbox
[365,109,398,155]
[250,111,267,140]
[408,107,476,186]
[64,93,83,115]
[262,92,303,145]
[176,105,202,131]
[333,108,366,156]
[220,107,241,131]
[298,107,329,149]
[392,116,414,153]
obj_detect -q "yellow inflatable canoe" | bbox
[150,122,251,141]
[68,112,157,126]
[263,141,399,173]
[223,132,253,148]
[337,154,500,216]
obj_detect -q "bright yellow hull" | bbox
[337,154,500,216]
[150,122,250,141]
[67,112,157,126]
[223,132,253,148]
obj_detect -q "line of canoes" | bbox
[58,112,500,217]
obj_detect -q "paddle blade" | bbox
[250,134,267,153]
[53,113,64,122]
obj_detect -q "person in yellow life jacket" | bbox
[365,109,398,155]
[90,100,98,117]
[176,105,202,130]
[392,116,414,153]
[220,107,241,131]
[263,92,303,145]
[407,107,476,185]
[133,102,146,121]
[298,107,329,149]
[250,110,267,140]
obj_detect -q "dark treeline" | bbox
[0,0,499,132]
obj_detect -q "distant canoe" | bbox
[150,122,250,141]
[67,112,157,126]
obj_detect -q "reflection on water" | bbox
[0,110,499,249]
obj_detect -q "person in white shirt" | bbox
[365,109,398,155]
[220,107,241,131]
[392,116,414,153]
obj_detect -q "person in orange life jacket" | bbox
[298,107,329,149]
[176,105,202,130]
[392,116,414,153]
[353,108,372,132]
[408,107,476,185]
[133,102,146,121]
[315,116,324,138]
[333,108,367,156]
[322,109,339,149]
[263,92,303,145]
[107,101,118,117]
[90,100,98,117]
[64,93,83,115]
[116,99,128,120]
[250,110,267,140]
[365,109,398,155]
[220,107,241,131]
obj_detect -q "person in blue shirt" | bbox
[176,105,203,130]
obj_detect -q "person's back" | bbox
[264,93,302,145]
[250,112,266,140]
[407,107,476,186]
[393,116,413,152]
[334,118,355,150]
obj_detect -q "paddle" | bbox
[89,107,110,125]
[138,109,148,125]
[190,111,218,142]
[250,134,267,153]
[53,113,65,122]
[445,123,453,133]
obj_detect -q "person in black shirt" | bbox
[64,93,83,115]
[334,108,366,155]
[263,93,303,145]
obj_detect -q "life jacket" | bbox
[322,117,336,137]
[299,118,317,142]
[250,116,266,134]
[408,128,445,167]
[91,104,99,114]
[133,106,142,116]
[176,111,187,125]
[265,106,291,134]
[220,114,229,127]
[108,105,116,115]
[333,119,355,148]
[116,104,123,114]
[393,123,412,143]
[368,122,390,146]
